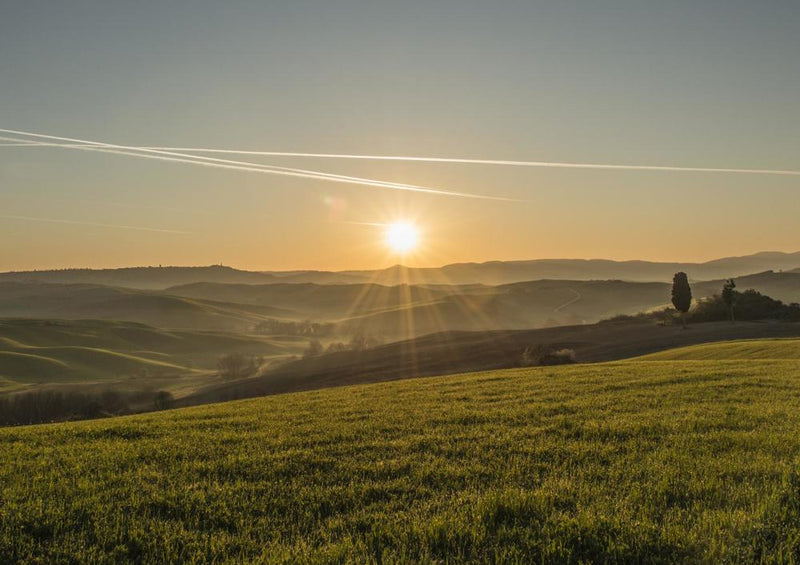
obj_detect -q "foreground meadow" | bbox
[3,345,800,563]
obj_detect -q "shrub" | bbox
[521,345,577,367]
[689,290,800,323]
[217,353,257,379]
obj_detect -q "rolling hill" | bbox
[0,319,306,395]
[2,250,799,288]
[694,270,800,304]
[183,320,800,405]
[169,274,799,338]
[4,342,800,562]
[635,338,800,360]
[0,282,295,331]
[2,269,796,339]
[0,265,277,289]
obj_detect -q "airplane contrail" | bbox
[0,129,515,200]
[0,214,191,234]
[133,147,800,177]
[9,137,800,177]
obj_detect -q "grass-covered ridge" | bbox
[3,353,800,563]
[637,338,800,360]
[0,318,305,392]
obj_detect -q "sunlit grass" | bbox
[2,356,800,563]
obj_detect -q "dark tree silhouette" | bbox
[217,353,251,378]
[722,278,736,323]
[153,391,174,411]
[671,272,692,328]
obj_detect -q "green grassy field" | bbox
[637,338,800,361]
[3,342,800,563]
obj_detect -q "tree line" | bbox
[670,272,799,327]
[0,389,174,427]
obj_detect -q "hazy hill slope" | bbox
[162,275,799,337]
[184,320,800,405]
[694,270,800,304]
[0,265,276,289]
[335,280,670,336]
[0,283,294,331]
[165,279,671,338]
[2,251,799,288]
[270,251,800,285]
[0,269,795,338]
[0,348,189,385]
[5,354,800,562]
[0,319,306,392]
[167,282,452,319]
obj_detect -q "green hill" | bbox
[186,320,800,405]
[0,282,295,331]
[3,347,800,562]
[0,348,185,384]
[0,319,306,394]
[636,338,800,360]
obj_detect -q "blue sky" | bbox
[1,1,798,270]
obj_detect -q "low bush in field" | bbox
[520,345,576,366]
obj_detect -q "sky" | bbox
[1,0,799,271]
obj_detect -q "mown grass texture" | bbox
[2,354,800,563]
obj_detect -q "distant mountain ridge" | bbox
[2,251,799,289]
[0,266,276,290]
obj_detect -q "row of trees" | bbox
[0,389,174,426]
[670,272,798,327]
[217,354,263,379]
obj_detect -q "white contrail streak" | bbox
[0,214,191,234]
[0,129,514,200]
[135,147,800,177]
[4,134,800,177]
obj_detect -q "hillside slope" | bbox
[3,353,800,562]
[0,265,276,289]
[0,283,294,331]
[636,338,800,360]
[0,319,306,393]
[184,320,800,405]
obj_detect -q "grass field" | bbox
[3,343,800,563]
[637,338,800,361]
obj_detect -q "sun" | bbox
[385,221,419,254]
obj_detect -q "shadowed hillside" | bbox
[0,283,294,331]
[694,270,800,304]
[183,320,800,406]
[3,270,797,339]
[0,319,306,395]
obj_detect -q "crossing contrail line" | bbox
[0,129,516,201]
[4,135,800,177]
[0,214,191,234]
[133,147,800,177]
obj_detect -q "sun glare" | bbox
[385,222,419,254]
